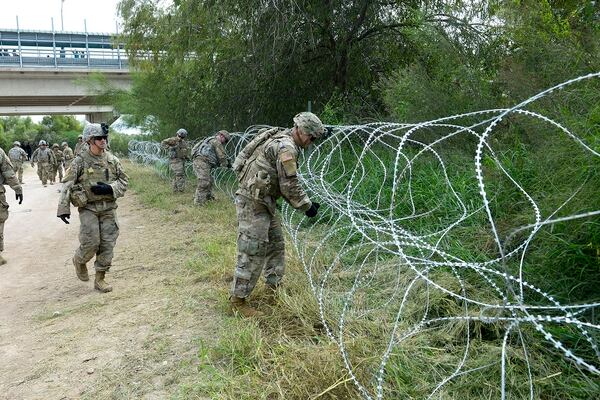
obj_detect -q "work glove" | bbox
[90,182,114,196]
[305,202,320,218]
[58,214,70,224]
[15,193,23,204]
[227,160,232,169]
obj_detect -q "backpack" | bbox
[232,127,283,181]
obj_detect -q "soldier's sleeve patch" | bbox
[279,150,297,176]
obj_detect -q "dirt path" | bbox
[0,166,219,400]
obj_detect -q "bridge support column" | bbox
[85,112,118,124]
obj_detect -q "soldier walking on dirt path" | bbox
[31,140,56,187]
[74,135,86,156]
[228,112,324,317]
[57,123,129,293]
[62,141,74,170]
[0,147,23,265]
[162,128,190,192]
[50,143,64,184]
[8,141,28,184]
[192,130,231,205]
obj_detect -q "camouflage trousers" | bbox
[170,158,186,192]
[193,157,214,205]
[74,205,120,272]
[0,192,8,252]
[51,163,64,183]
[12,161,24,184]
[35,162,52,185]
[231,194,285,298]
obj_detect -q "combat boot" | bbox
[94,271,113,293]
[73,257,89,281]
[230,296,264,317]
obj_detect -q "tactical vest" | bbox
[238,131,292,200]
[170,140,189,159]
[76,151,120,203]
[192,137,211,158]
[53,149,64,162]
[63,148,74,160]
[8,147,24,162]
[35,148,53,163]
[233,127,283,179]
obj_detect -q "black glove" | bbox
[90,182,113,196]
[58,214,70,224]
[227,160,232,169]
[305,202,320,218]
[15,193,23,204]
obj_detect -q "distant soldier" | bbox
[8,141,28,184]
[74,135,85,155]
[229,112,324,317]
[191,130,231,205]
[161,128,190,192]
[0,147,23,265]
[57,123,129,293]
[50,143,64,184]
[62,141,74,169]
[31,140,56,186]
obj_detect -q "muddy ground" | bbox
[0,166,220,400]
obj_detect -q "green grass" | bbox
[124,130,600,400]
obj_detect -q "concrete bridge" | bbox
[0,28,131,122]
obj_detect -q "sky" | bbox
[0,0,122,33]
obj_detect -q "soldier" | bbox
[50,143,64,184]
[229,112,324,317]
[0,147,23,265]
[191,130,231,205]
[62,141,74,170]
[7,141,28,184]
[31,140,56,186]
[74,135,85,155]
[57,123,129,293]
[161,128,190,192]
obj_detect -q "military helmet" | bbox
[217,130,230,141]
[176,128,188,138]
[293,112,325,139]
[13,141,20,146]
[39,140,47,146]
[52,143,59,148]
[61,141,68,147]
[78,135,83,140]
[82,123,107,142]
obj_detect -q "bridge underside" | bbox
[0,67,130,122]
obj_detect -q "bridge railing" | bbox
[0,46,128,69]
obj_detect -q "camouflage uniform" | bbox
[62,144,75,169]
[162,133,190,192]
[231,126,320,299]
[0,148,22,264]
[192,131,230,205]
[31,144,57,186]
[74,138,85,156]
[58,141,128,274]
[8,144,28,184]
[51,146,64,183]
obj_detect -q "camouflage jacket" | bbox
[191,136,228,167]
[52,148,64,162]
[31,147,57,165]
[236,129,311,212]
[62,146,74,161]
[161,137,190,160]
[8,147,28,163]
[0,149,22,195]
[58,149,129,215]
[74,141,85,155]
